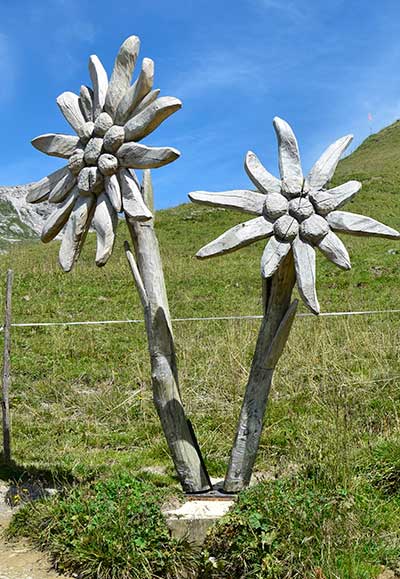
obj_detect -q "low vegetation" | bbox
[6,474,197,579]
[200,473,400,578]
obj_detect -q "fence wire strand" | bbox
[1,308,400,332]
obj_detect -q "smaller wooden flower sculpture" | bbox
[190,117,400,493]
[190,117,399,314]
[27,36,181,271]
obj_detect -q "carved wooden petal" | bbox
[118,168,152,221]
[49,171,76,203]
[327,211,400,239]
[261,236,291,278]
[134,89,160,116]
[273,117,303,194]
[92,192,118,266]
[32,133,79,159]
[124,97,182,142]
[311,180,361,215]
[26,166,69,203]
[197,216,273,259]
[105,36,140,119]
[117,142,180,169]
[41,187,79,243]
[56,92,86,137]
[79,85,94,122]
[307,135,353,190]
[189,190,265,215]
[89,55,109,119]
[59,195,95,272]
[244,151,281,195]
[104,174,122,213]
[317,230,351,270]
[292,236,320,314]
[114,58,154,125]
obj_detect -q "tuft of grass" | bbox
[6,474,197,579]
[358,437,400,496]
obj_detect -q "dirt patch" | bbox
[0,484,72,579]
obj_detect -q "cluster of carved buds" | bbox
[27,35,181,271]
[190,117,400,314]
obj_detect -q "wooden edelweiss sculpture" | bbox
[25,34,400,496]
[26,35,211,494]
[189,117,400,492]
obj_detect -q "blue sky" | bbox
[1,0,400,208]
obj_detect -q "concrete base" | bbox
[164,497,234,545]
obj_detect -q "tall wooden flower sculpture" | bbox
[27,36,181,272]
[25,36,211,494]
[190,117,400,492]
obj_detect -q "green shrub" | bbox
[6,474,197,579]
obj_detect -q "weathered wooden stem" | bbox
[1,269,13,463]
[224,253,297,492]
[126,170,211,493]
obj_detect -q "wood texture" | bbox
[310,180,361,215]
[48,171,76,203]
[261,237,291,277]
[117,142,180,169]
[92,192,118,266]
[32,133,79,158]
[196,216,273,259]
[124,97,182,142]
[245,151,281,194]
[105,36,140,118]
[188,190,265,215]
[41,187,79,242]
[26,166,69,203]
[133,88,160,116]
[103,125,125,153]
[1,270,13,463]
[273,117,303,195]
[317,230,351,270]
[127,170,211,493]
[89,55,108,119]
[114,57,154,125]
[56,91,86,137]
[327,211,400,239]
[104,174,122,212]
[292,237,320,314]
[79,85,94,122]
[118,168,152,220]
[307,135,353,190]
[59,195,95,272]
[93,112,113,137]
[224,254,297,492]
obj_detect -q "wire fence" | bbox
[1,308,400,332]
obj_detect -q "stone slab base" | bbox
[164,497,234,546]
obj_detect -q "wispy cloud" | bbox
[172,48,265,100]
[255,0,306,21]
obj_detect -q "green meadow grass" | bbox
[1,122,400,577]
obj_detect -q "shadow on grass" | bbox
[0,453,78,487]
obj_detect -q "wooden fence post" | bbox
[1,269,13,463]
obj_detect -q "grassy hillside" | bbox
[1,122,400,576]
